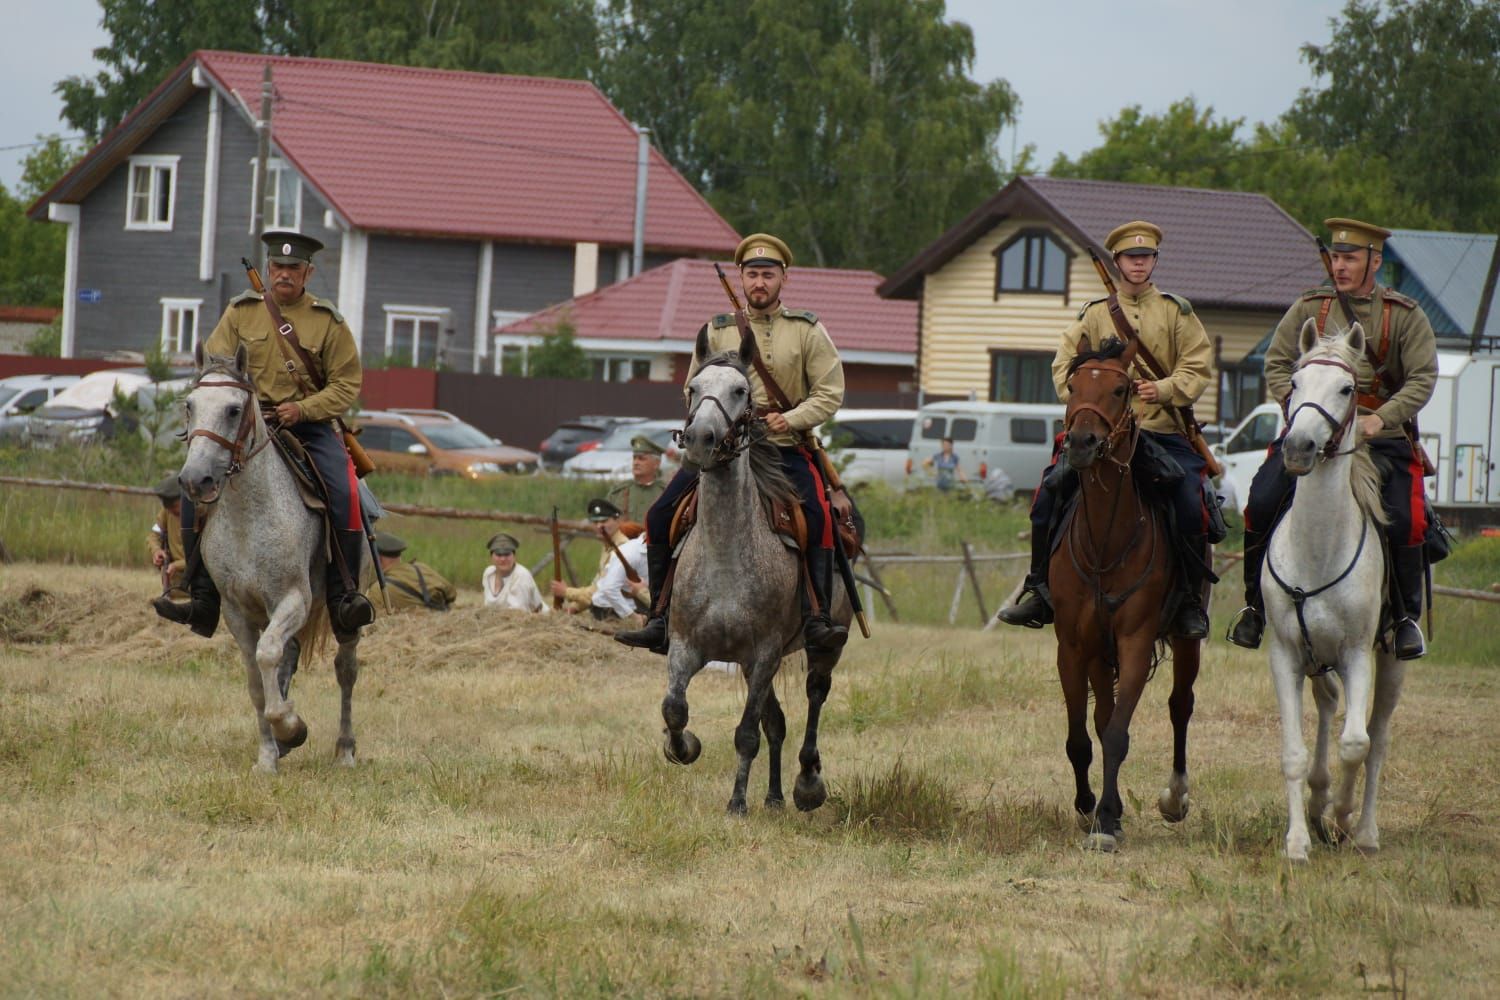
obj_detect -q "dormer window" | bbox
[994,229,1070,298]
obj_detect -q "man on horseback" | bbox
[1227,218,1437,659]
[998,221,1216,638]
[153,229,376,641]
[616,232,849,654]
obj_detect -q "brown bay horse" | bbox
[1052,337,1201,851]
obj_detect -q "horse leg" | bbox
[226,611,279,773]
[256,593,310,750]
[1056,645,1096,830]
[1330,649,1374,843]
[333,636,359,767]
[727,653,779,816]
[1307,672,1339,844]
[1090,640,1152,852]
[1270,641,1313,862]
[1353,651,1405,853]
[1158,638,1200,823]
[794,649,838,812]
[661,643,705,766]
[761,681,787,809]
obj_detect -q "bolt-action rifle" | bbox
[550,506,564,611]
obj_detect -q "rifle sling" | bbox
[258,293,325,398]
[1103,295,1197,438]
[730,310,796,412]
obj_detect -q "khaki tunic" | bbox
[609,477,665,521]
[1052,286,1213,435]
[373,559,457,612]
[684,307,845,447]
[203,291,361,423]
[1263,285,1437,439]
[562,528,629,611]
[147,505,186,589]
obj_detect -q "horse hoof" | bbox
[793,774,827,812]
[765,795,785,810]
[1075,809,1096,833]
[726,799,748,817]
[1084,832,1119,853]
[663,731,701,766]
[1158,791,1190,824]
[334,737,356,767]
[274,721,309,758]
[1311,816,1333,845]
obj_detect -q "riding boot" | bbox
[1227,528,1267,649]
[327,528,375,642]
[615,543,672,653]
[803,547,849,652]
[1169,532,1210,640]
[998,524,1054,628]
[151,526,221,638]
[1390,543,1427,660]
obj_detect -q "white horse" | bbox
[178,345,361,773]
[1264,320,1405,862]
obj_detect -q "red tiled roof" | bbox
[0,306,61,323]
[195,52,740,252]
[499,259,917,358]
[881,176,1326,310]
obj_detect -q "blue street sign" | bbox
[78,289,102,304]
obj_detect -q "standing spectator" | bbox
[923,437,967,491]
[482,532,547,613]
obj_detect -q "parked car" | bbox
[905,400,1066,495]
[356,408,540,478]
[820,408,917,489]
[1212,402,1285,513]
[26,367,192,447]
[0,374,80,440]
[561,418,682,479]
[538,415,646,471]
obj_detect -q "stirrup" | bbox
[1171,601,1209,640]
[1392,618,1426,661]
[152,593,194,625]
[998,588,1052,628]
[615,615,669,653]
[330,592,374,638]
[1226,606,1263,650]
[805,613,848,652]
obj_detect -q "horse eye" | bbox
[1113,386,1125,397]
[1340,385,1353,396]
[734,386,747,397]
[1290,379,1298,392]
[227,406,241,417]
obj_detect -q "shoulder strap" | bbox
[259,294,326,396]
[729,308,795,412]
[1316,297,1332,335]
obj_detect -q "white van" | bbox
[1212,402,1285,514]
[906,400,1065,493]
[820,408,917,488]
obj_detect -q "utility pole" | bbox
[250,64,273,266]
[632,125,650,277]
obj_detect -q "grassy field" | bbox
[1,565,1497,997]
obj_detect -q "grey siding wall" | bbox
[490,243,574,316]
[363,234,480,369]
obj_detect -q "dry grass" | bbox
[1,563,1497,997]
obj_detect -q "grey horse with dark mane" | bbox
[176,345,361,773]
[661,328,853,814]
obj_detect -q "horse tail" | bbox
[297,602,331,666]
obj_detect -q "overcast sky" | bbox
[3,0,1348,194]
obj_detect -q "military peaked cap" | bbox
[262,229,325,265]
[1325,218,1391,254]
[735,233,793,268]
[375,531,408,556]
[587,498,621,522]
[631,434,665,456]
[153,475,181,502]
[1105,221,1163,256]
[487,532,520,556]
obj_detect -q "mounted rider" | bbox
[153,229,376,641]
[1228,218,1438,659]
[997,220,1217,638]
[616,232,850,654]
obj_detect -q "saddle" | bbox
[269,427,329,513]
[668,480,808,552]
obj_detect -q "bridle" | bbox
[1064,362,1140,470]
[676,360,757,467]
[1286,356,1358,461]
[185,370,271,482]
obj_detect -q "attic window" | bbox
[249,158,302,231]
[126,155,179,231]
[994,229,1070,297]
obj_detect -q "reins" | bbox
[1285,357,1359,461]
[676,358,758,467]
[185,371,273,483]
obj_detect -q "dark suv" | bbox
[538,415,646,471]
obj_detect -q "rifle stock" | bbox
[599,526,641,584]
[550,506,564,610]
[1085,249,1223,477]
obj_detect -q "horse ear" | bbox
[1298,317,1320,356]
[694,324,709,365]
[1345,321,1367,357]
[233,343,249,375]
[194,342,205,370]
[738,327,754,366]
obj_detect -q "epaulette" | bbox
[1383,288,1417,309]
[1076,297,1106,320]
[229,290,263,306]
[1162,292,1193,315]
[310,298,345,323]
[1300,287,1337,301]
[711,313,735,329]
[780,308,819,323]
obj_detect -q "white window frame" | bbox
[383,305,449,367]
[160,297,203,354]
[589,353,655,383]
[492,332,538,376]
[126,154,179,231]
[248,156,303,232]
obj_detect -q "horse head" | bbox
[178,342,262,504]
[1282,319,1365,476]
[680,325,756,469]
[1062,336,1138,469]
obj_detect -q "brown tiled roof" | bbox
[499,258,916,359]
[880,176,1325,310]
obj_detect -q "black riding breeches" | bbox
[182,419,361,533]
[1243,436,1426,549]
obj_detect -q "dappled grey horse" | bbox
[661,329,853,814]
[177,345,361,773]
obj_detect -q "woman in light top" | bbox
[481,533,548,613]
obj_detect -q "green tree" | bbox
[527,322,590,379]
[1049,98,1246,188]
[0,137,84,306]
[1290,0,1500,232]
[596,0,1020,274]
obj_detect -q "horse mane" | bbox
[1066,337,1127,376]
[1300,335,1389,526]
[695,349,797,510]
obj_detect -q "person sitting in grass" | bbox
[481,532,547,613]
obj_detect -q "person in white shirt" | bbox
[591,533,650,621]
[481,533,548,613]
